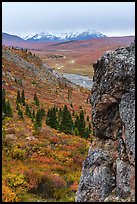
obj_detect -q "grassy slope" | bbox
[2,46,92,202]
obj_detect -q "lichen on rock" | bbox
[76,41,135,202]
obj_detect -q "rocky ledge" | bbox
[76,41,135,202]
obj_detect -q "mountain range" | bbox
[2,29,107,43]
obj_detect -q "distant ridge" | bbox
[2,32,24,42]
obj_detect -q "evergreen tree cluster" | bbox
[2,88,13,119]
[15,91,40,121]
[46,106,58,130]
[2,88,91,138]
[16,89,26,119]
[46,104,91,138]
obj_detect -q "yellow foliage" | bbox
[12,147,27,159]
[6,173,28,189]
[2,184,19,202]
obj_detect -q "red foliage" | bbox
[72,155,84,166]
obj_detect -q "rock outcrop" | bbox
[76,42,135,202]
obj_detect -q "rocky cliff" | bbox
[76,42,135,202]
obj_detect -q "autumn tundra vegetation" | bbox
[2,46,92,202]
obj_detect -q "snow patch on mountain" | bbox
[22,29,107,41]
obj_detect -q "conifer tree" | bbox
[78,109,86,137]
[2,89,13,118]
[59,104,73,134]
[46,107,58,129]
[75,115,79,129]
[31,109,36,122]
[52,107,58,129]
[2,88,6,100]
[2,89,6,114]
[34,121,39,131]
[34,108,45,129]
[40,108,46,117]
[21,90,25,106]
[16,90,21,104]
[35,109,42,127]
[58,107,63,124]
[34,93,39,106]
[6,100,13,117]
[75,110,86,137]
[84,127,90,138]
[25,104,31,118]
[16,103,19,110]
[18,108,23,119]
[32,109,35,119]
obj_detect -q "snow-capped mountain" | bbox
[23,29,107,42]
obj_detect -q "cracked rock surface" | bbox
[76,41,135,202]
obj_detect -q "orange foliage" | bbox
[70,181,79,192]
[2,184,19,202]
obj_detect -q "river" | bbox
[63,73,93,90]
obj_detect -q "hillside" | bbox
[2,33,24,44]
[2,46,93,202]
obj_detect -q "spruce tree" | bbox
[75,110,86,137]
[16,103,19,110]
[59,104,73,134]
[2,88,6,101]
[32,109,35,119]
[84,127,90,138]
[34,93,39,106]
[6,100,13,117]
[25,104,31,118]
[2,89,6,115]
[78,110,86,137]
[35,109,45,128]
[46,107,58,129]
[34,121,39,131]
[16,90,21,104]
[18,108,23,119]
[75,115,79,129]
[58,107,63,124]
[52,107,58,129]
[31,109,36,122]
[21,90,25,106]
[40,108,45,117]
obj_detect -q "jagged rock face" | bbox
[76,42,135,202]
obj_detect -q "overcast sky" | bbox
[2,2,135,37]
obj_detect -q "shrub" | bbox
[74,127,79,136]
[2,184,19,202]
[37,173,67,198]
[12,147,27,160]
